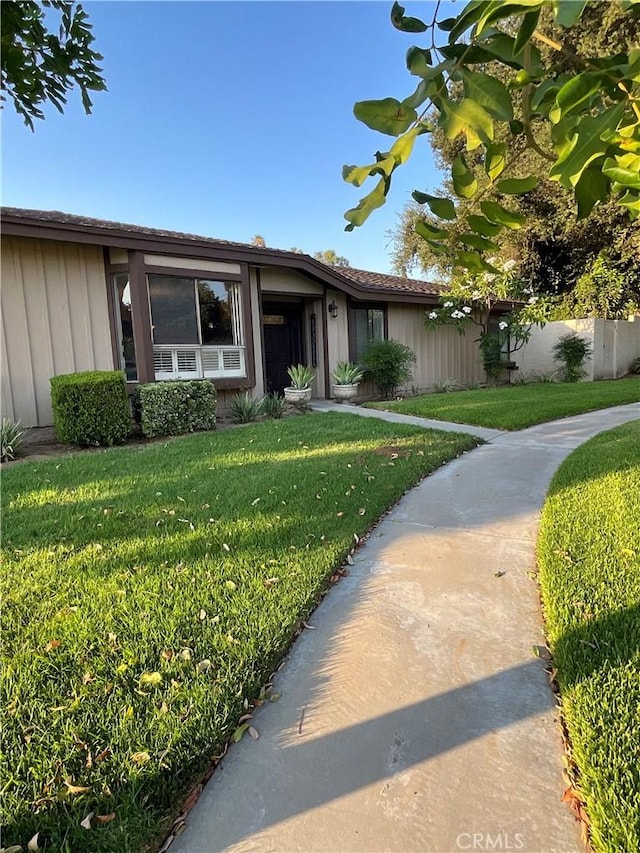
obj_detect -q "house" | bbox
[2,207,506,427]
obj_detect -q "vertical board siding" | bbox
[1,237,114,426]
[326,291,349,376]
[387,303,484,389]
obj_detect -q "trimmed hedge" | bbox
[136,380,217,437]
[50,370,131,446]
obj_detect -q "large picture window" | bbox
[349,305,386,361]
[148,276,242,346]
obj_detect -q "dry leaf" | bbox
[180,648,192,661]
[264,577,279,587]
[2,846,24,853]
[158,834,175,853]
[199,609,207,620]
[95,747,111,763]
[222,543,230,552]
[80,812,94,830]
[225,580,236,591]
[336,512,344,518]
[161,649,173,661]
[140,671,163,686]
[248,726,259,740]
[238,713,253,723]
[251,498,261,505]
[64,779,91,795]
[27,833,42,851]
[346,554,354,565]
[196,659,212,673]
[44,639,60,653]
[95,813,116,825]
[302,621,317,630]
[131,751,151,765]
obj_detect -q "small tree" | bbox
[425,259,552,383]
[360,339,415,398]
[313,249,350,267]
[552,333,593,382]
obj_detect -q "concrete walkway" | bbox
[172,403,639,853]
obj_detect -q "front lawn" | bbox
[366,378,639,430]
[537,421,640,852]
[0,413,478,852]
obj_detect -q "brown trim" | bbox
[103,248,121,371]
[256,268,267,394]
[128,250,155,383]
[108,262,129,273]
[260,290,322,300]
[321,289,330,400]
[144,264,243,282]
[211,377,253,390]
[240,263,256,389]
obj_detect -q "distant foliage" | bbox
[552,333,593,382]
[360,339,416,399]
[553,252,639,320]
[50,370,130,445]
[137,380,217,437]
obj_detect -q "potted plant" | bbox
[284,364,315,404]
[331,361,364,403]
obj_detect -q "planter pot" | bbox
[284,386,312,405]
[332,383,359,403]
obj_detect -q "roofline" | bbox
[0,208,518,310]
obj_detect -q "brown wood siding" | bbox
[1,237,114,426]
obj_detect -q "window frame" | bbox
[348,302,388,363]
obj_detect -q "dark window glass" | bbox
[198,280,234,345]
[113,274,137,381]
[148,276,199,345]
[350,307,386,361]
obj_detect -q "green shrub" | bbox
[552,332,593,382]
[1,418,27,462]
[50,370,131,446]
[360,339,416,399]
[228,391,263,424]
[137,381,217,437]
[262,392,286,419]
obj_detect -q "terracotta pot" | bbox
[332,383,359,403]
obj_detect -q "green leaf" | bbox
[454,250,499,273]
[496,176,539,194]
[344,177,388,230]
[460,69,513,121]
[448,0,487,42]
[530,78,563,112]
[389,125,427,166]
[467,214,504,237]
[480,200,526,228]
[353,98,417,137]
[439,97,494,150]
[391,1,427,32]
[574,167,610,218]
[406,46,432,76]
[412,192,457,220]
[233,723,250,742]
[602,156,640,189]
[415,220,449,240]
[401,79,436,110]
[437,17,457,31]
[549,73,601,124]
[553,0,588,28]
[452,154,478,199]
[342,155,395,187]
[514,9,541,55]
[618,189,640,218]
[459,233,500,252]
[480,33,545,77]
[550,103,626,188]
[485,142,506,181]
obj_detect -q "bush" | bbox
[360,340,416,399]
[552,333,593,382]
[1,418,27,462]
[228,391,263,424]
[262,392,286,419]
[50,370,131,446]
[137,381,217,437]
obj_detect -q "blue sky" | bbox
[2,1,452,273]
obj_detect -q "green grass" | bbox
[366,378,640,430]
[537,422,640,852]
[0,413,478,852]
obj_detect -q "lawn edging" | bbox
[537,421,640,853]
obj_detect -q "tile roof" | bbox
[336,265,443,296]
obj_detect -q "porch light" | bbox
[328,300,338,319]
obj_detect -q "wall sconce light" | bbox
[328,300,338,319]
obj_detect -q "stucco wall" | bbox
[513,317,640,380]
[1,237,115,426]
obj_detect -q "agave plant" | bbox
[287,364,315,390]
[1,418,26,462]
[332,361,364,385]
[261,392,286,419]
[228,392,263,424]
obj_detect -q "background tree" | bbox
[388,3,640,306]
[1,0,106,129]
[343,0,640,283]
[251,234,266,247]
[313,249,351,266]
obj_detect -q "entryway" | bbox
[262,301,305,393]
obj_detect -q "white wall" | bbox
[513,317,640,380]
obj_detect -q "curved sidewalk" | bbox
[172,403,639,853]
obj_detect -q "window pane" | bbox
[113,274,137,381]
[351,307,386,361]
[198,280,235,345]
[148,276,199,345]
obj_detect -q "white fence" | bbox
[513,317,640,381]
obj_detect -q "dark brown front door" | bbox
[263,303,304,393]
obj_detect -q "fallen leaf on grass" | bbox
[196,659,212,673]
[248,726,260,740]
[233,723,250,742]
[238,713,253,723]
[95,813,116,825]
[140,671,163,686]
[80,812,95,830]
[95,747,111,763]
[28,833,42,851]
[44,639,61,653]
[131,752,151,765]
[346,554,354,565]
[64,779,91,794]
[2,846,24,852]
[302,621,317,630]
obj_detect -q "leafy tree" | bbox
[552,332,593,381]
[313,249,351,266]
[251,234,267,247]
[343,0,640,279]
[1,0,106,129]
[388,4,640,298]
[553,251,639,319]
